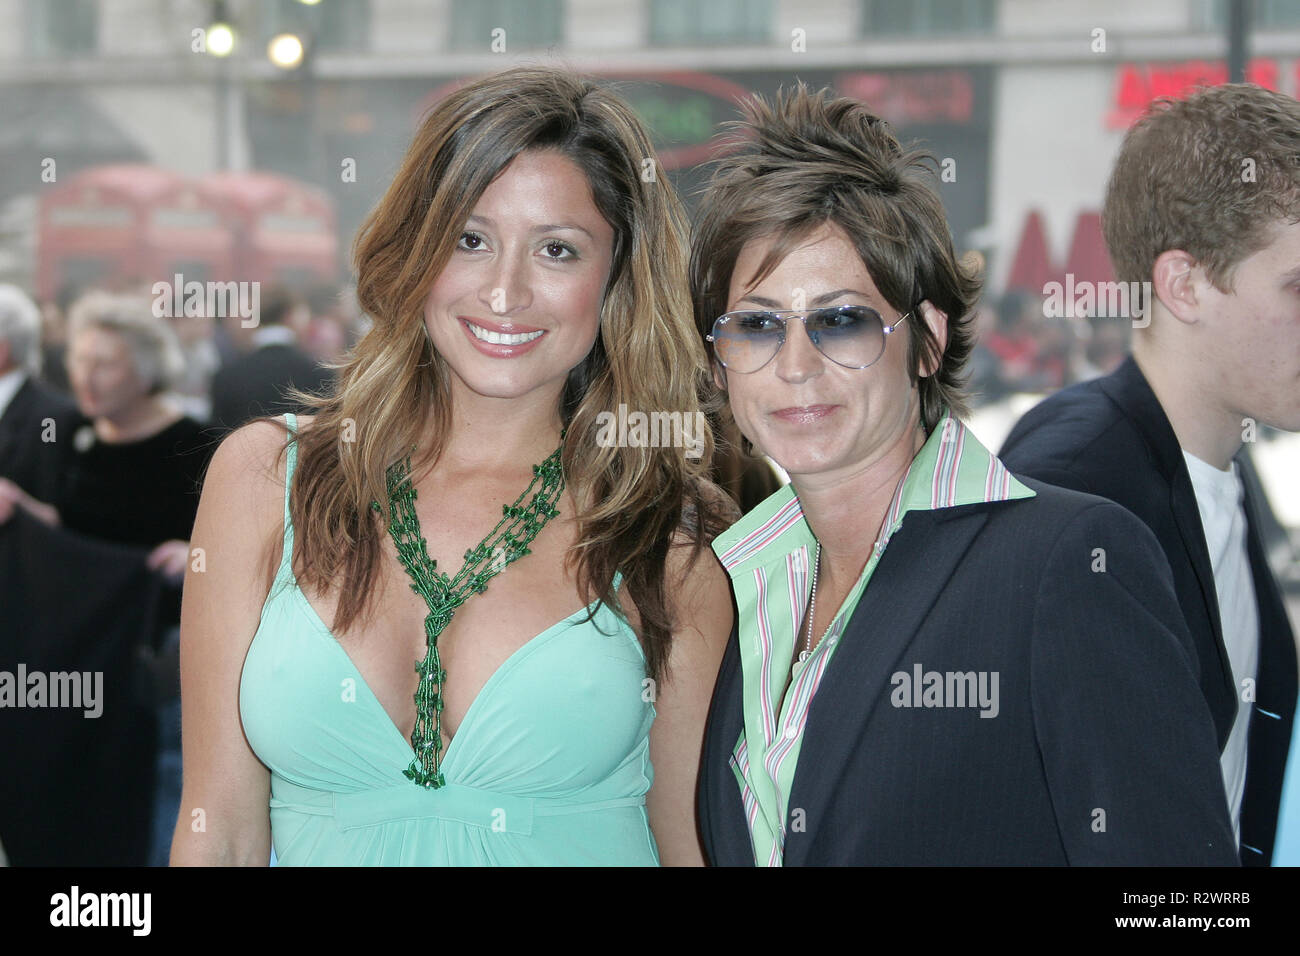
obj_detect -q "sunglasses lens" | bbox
[712,306,892,371]
[712,313,784,372]
[805,306,886,368]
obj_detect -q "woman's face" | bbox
[720,221,925,481]
[67,325,150,420]
[424,148,615,410]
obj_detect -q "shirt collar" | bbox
[251,325,298,348]
[712,408,1035,577]
[0,368,28,422]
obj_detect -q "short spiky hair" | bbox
[1104,82,1300,299]
[690,83,980,433]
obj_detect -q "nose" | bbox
[478,247,533,316]
[771,315,825,385]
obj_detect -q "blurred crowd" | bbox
[35,280,362,426]
[0,279,359,866]
[966,289,1131,405]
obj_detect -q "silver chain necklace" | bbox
[797,542,832,671]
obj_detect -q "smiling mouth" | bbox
[464,321,545,346]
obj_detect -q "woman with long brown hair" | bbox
[171,67,735,866]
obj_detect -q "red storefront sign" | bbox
[1108,58,1284,128]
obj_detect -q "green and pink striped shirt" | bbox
[711,409,1035,866]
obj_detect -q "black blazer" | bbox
[210,342,334,432]
[1000,356,1298,865]
[0,375,78,502]
[698,479,1238,865]
[0,509,164,864]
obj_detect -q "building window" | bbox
[861,0,996,36]
[1201,0,1300,30]
[259,0,372,54]
[649,0,772,46]
[26,0,97,57]
[450,0,563,51]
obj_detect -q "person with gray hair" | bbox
[0,289,217,866]
[0,283,78,506]
[0,290,212,557]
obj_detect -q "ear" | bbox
[711,361,727,393]
[1150,250,1202,326]
[916,300,948,378]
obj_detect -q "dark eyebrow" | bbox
[535,223,595,239]
[464,214,594,240]
[739,288,877,309]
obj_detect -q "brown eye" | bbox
[735,312,783,333]
[458,232,484,250]
[543,240,576,260]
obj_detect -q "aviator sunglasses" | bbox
[706,304,912,374]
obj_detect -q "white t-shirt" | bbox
[1183,450,1259,845]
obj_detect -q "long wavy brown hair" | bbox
[260,66,731,681]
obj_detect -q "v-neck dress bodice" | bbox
[239,414,659,865]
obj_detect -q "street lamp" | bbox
[206,22,235,57]
[205,1,242,170]
[205,0,236,56]
[268,32,305,69]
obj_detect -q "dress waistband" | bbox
[270,777,646,836]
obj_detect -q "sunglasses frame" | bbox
[706,304,912,373]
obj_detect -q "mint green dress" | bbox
[239,414,659,865]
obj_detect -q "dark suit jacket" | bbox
[0,509,164,865]
[698,480,1238,865]
[210,341,334,432]
[999,355,1298,865]
[0,374,78,502]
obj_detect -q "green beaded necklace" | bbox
[369,434,566,789]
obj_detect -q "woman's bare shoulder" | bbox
[664,480,735,604]
[199,417,301,580]
[209,417,297,490]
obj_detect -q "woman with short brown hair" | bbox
[694,85,1237,866]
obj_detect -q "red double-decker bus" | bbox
[36,164,180,300]
[197,171,338,289]
[36,164,338,302]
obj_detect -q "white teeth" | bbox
[466,322,544,346]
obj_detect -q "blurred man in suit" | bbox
[0,284,78,505]
[1001,83,1300,865]
[210,285,334,432]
